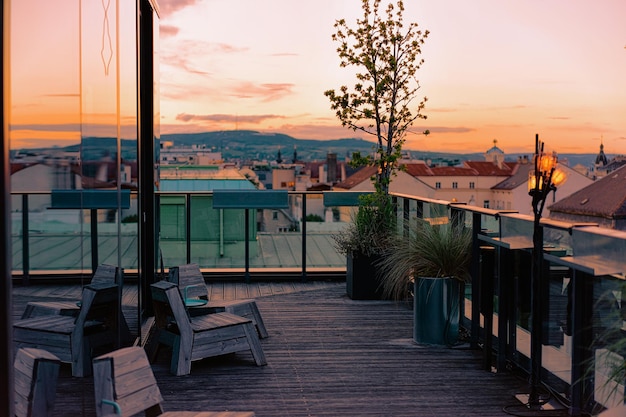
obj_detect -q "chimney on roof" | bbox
[326,152,337,183]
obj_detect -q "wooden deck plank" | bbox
[12,281,527,416]
[209,282,226,301]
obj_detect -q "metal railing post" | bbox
[90,209,98,273]
[301,193,307,282]
[21,194,29,285]
[244,208,250,284]
[186,193,191,264]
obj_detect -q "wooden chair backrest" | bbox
[93,346,164,417]
[167,263,208,300]
[75,283,120,330]
[14,348,61,417]
[91,264,122,286]
[150,280,192,333]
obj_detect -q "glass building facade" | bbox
[1,1,160,413]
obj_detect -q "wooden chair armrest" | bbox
[183,284,208,307]
[101,399,122,415]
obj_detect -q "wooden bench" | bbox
[14,347,61,417]
[168,264,268,338]
[14,283,129,377]
[93,346,256,417]
[150,280,267,376]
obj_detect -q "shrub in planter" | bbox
[377,220,472,344]
[333,192,395,300]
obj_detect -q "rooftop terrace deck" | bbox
[12,280,530,416]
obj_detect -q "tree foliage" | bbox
[325,0,429,195]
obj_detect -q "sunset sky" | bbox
[158,0,626,155]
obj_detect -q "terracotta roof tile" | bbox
[430,166,478,176]
[549,165,626,218]
[492,164,533,190]
[464,161,516,176]
[403,163,433,176]
[334,160,520,190]
[333,166,377,190]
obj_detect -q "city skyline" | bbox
[158,0,626,156]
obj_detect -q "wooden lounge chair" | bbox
[168,263,268,338]
[93,346,255,417]
[21,264,121,319]
[14,283,128,377]
[150,280,267,376]
[14,347,61,417]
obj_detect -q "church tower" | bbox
[595,141,608,167]
[484,139,505,168]
[593,139,608,179]
[276,146,283,164]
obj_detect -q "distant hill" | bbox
[161,130,379,162]
[161,130,482,163]
[13,130,600,169]
[161,130,599,168]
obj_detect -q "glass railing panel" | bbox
[499,213,533,249]
[570,227,626,275]
[159,194,187,267]
[398,197,424,233]
[590,275,625,409]
[10,194,24,272]
[541,262,573,385]
[115,192,139,270]
[422,201,449,225]
[511,247,534,349]
[481,213,500,237]
[303,192,345,269]
[198,205,249,269]
[394,196,405,235]
[209,191,337,271]
[543,226,574,257]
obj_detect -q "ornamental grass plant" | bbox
[377,219,472,301]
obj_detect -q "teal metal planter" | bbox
[413,277,461,345]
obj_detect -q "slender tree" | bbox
[325,0,429,195]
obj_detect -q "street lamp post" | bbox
[526,133,566,408]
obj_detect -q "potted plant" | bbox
[333,191,395,300]
[325,0,429,300]
[377,219,472,345]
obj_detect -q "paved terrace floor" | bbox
[12,280,532,417]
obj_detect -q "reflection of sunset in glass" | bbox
[10,0,80,147]
[9,0,139,149]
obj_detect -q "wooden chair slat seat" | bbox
[168,264,268,338]
[150,280,267,376]
[93,346,255,417]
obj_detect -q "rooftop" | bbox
[12,281,528,417]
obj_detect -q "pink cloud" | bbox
[159,25,179,38]
[175,113,285,124]
[229,82,295,102]
[161,40,248,76]
[157,0,199,17]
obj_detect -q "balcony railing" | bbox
[9,189,626,412]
